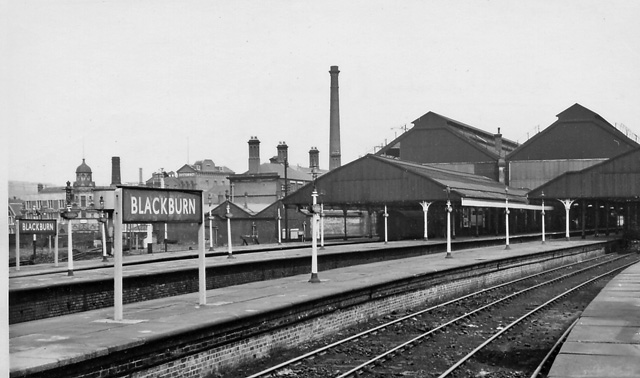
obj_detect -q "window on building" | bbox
[81,195,87,208]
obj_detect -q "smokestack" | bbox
[111,156,121,186]
[309,147,319,170]
[329,65,341,170]
[494,128,506,184]
[276,141,288,164]
[139,168,143,185]
[248,136,260,173]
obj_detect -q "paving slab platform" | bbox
[9,237,619,377]
[548,259,640,378]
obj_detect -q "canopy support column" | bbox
[383,205,389,244]
[558,199,576,241]
[419,201,432,241]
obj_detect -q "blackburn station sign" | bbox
[19,219,57,234]
[112,187,207,321]
[122,188,202,223]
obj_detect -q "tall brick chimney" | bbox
[111,156,121,186]
[276,141,288,164]
[248,136,260,173]
[329,65,341,170]
[494,128,506,184]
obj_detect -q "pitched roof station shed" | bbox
[528,148,640,238]
[283,154,550,241]
[507,103,640,190]
[376,111,518,182]
[283,154,533,209]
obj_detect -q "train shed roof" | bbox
[528,147,640,200]
[282,154,530,210]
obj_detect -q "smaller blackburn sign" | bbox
[122,188,202,224]
[19,219,57,235]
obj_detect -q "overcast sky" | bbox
[5,0,640,187]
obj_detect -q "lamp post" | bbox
[31,206,40,261]
[320,203,325,250]
[505,187,511,250]
[283,157,289,242]
[541,191,546,244]
[98,196,108,262]
[208,193,214,251]
[277,207,282,245]
[383,205,389,244]
[225,197,235,259]
[445,186,453,258]
[60,181,78,276]
[309,188,321,283]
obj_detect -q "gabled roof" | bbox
[177,164,197,173]
[8,202,23,217]
[233,163,312,181]
[528,147,640,199]
[282,154,528,209]
[210,200,257,218]
[508,103,640,161]
[377,111,518,160]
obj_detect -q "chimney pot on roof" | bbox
[111,157,121,186]
[309,147,320,170]
[277,141,289,164]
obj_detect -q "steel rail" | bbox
[336,255,633,378]
[245,254,618,378]
[437,259,639,378]
[529,317,580,378]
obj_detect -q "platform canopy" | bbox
[528,147,640,200]
[282,154,535,210]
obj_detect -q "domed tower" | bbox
[72,159,96,211]
[74,159,95,188]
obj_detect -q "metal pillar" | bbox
[101,220,108,262]
[581,201,586,239]
[420,201,432,241]
[15,220,20,271]
[558,199,576,241]
[541,192,546,244]
[113,189,123,321]
[594,200,600,237]
[277,207,282,245]
[383,205,388,244]
[320,204,325,250]
[505,187,511,250]
[445,199,453,258]
[198,195,207,305]
[67,219,74,275]
[226,203,234,259]
[309,189,320,283]
[54,223,59,267]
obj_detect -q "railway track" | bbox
[237,253,639,378]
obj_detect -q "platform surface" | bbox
[548,260,640,378]
[8,237,614,376]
